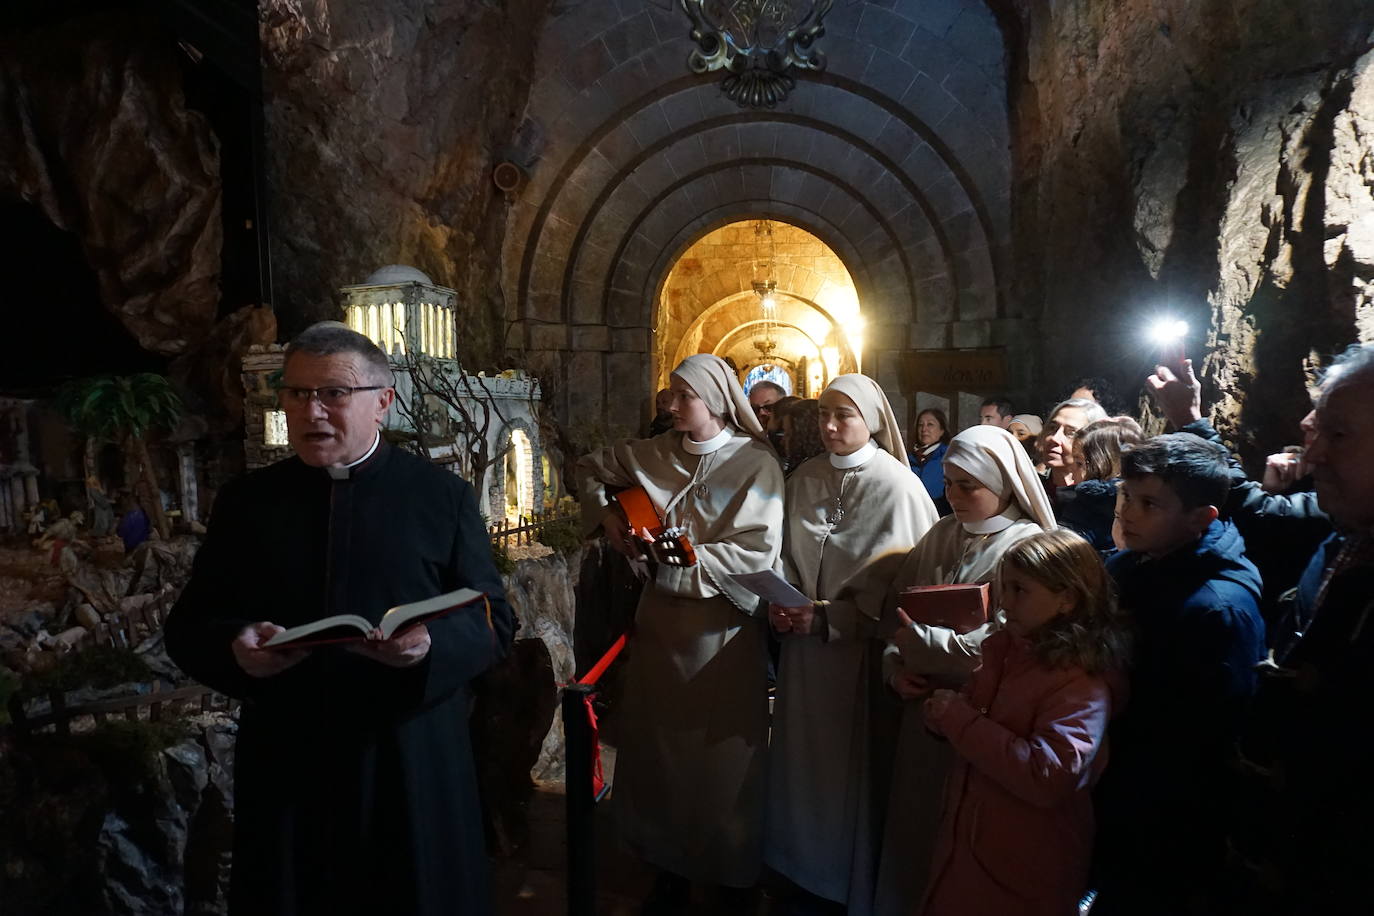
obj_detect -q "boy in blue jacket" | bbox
[1090,434,1266,916]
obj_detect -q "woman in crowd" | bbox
[922,529,1128,916]
[1008,413,1042,443]
[779,398,825,475]
[766,375,939,914]
[1041,398,1109,492]
[1056,417,1144,552]
[873,425,1056,915]
[909,408,952,515]
[575,354,784,910]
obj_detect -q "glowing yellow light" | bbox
[822,346,841,382]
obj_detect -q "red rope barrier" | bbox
[576,632,627,686]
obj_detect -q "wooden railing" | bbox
[9,681,236,736]
[488,507,578,550]
[8,586,237,736]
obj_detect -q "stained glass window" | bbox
[743,364,792,395]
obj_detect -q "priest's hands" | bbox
[348,624,432,668]
[1146,358,1203,428]
[232,622,310,677]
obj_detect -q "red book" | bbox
[897,583,990,634]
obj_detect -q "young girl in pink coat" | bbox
[920,529,1129,916]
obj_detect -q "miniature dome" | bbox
[362,264,433,285]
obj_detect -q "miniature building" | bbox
[241,267,546,521]
[0,399,40,532]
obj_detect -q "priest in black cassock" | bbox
[165,322,515,916]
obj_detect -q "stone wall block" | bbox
[528,322,569,351]
[951,319,992,349]
[559,36,617,92]
[572,325,612,351]
[612,327,650,352]
[566,350,605,421]
[911,321,951,349]
[599,11,657,67]
[858,6,918,59]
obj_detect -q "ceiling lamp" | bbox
[681,0,833,108]
[752,219,779,356]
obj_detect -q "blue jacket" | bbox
[1054,478,1119,553]
[908,441,947,504]
[1179,418,1331,643]
[1092,519,1265,910]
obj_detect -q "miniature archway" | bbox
[504,428,535,521]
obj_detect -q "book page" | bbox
[263,614,374,647]
[378,587,485,639]
[729,570,811,608]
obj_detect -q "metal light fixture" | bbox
[751,220,780,356]
[681,0,833,108]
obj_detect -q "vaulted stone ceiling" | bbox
[504,0,1024,434]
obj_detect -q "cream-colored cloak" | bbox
[872,511,1046,916]
[766,445,938,910]
[576,430,784,887]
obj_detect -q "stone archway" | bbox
[656,220,863,396]
[504,0,1022,436]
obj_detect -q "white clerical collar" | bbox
[326,431,381,480]
[961,503,1024,535]
[829,440,878,469]
[682,426,733,455]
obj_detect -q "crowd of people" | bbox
[165,319,1365,916]
[609,350,1373,915]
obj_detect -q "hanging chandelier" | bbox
[680,0,833,108]
[752,219,779,356]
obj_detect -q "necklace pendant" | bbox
[694,483,710,500]
[825,497,844,526]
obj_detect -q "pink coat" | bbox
[921,629,1117,916]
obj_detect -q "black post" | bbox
[563,683,597,916]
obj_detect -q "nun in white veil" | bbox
[872,424,1055,915]
[576,353,785,898]
[765,374,939,913]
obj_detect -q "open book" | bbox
[897,583,990,634]
[263,588,486,649]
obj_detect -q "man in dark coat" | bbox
[1219,344,1374,914]
[165,322,515,916]
[1091,434,1265,915]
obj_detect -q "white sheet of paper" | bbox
[730,570,811,608]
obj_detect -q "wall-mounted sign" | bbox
[899,348,1008,392]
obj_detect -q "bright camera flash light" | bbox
[1148,319,1189,345]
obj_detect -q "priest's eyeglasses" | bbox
[277,386,386,408]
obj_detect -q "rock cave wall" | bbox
[0,14,223,357]
[259,0,553,367]
[1002,0,1374,460]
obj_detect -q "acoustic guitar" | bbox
[612,486,698,567]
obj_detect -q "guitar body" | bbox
[612,486,698,567]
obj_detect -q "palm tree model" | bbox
[56,374,184,542]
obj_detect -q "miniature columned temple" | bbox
[242,265,545,521]
[1,0,1372,912]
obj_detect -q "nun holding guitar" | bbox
[575,353,785,903]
